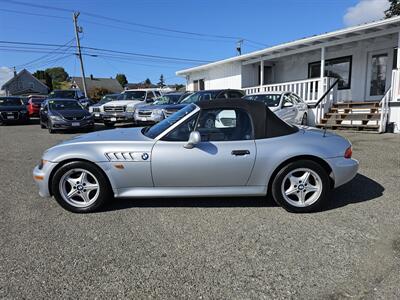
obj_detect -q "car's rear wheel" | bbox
[301,113,307,125]
[271,160,330,213]
[52,161,111,213]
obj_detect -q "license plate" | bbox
[110,117,117,122]
[7,116,15,120]
[95,113,100,117]
[72,122,80,126]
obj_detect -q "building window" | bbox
[370,53,388,96]
[308,56,352,90]
[193,79,205,91]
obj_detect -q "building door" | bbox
[366,51,390,101]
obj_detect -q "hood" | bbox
[59,127,152,145]
[137,104,168,111]
[52,109,90,118]
[0,105,26,112]
[104,100,143,107]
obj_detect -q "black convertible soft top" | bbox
[197,99,298,139]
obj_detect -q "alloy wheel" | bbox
[59,168,100,208]
[281,168,322,207]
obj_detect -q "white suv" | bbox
[102,89,161,127]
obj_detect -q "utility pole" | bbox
[73,12,88,97]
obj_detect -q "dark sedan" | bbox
[40,99,94,133]
[0,96,29,125]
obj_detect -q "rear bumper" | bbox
[0,113,29,123]
[33,162,58,198]
[326,157,359,188]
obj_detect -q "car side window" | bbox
[228,91,244,98]
[282,94,294,107]
[146,91,155,100]
[216,92,228,99]
[197,108,253,141]
[161,113,199,141]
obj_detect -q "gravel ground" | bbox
[0,122,399,299]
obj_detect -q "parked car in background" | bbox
[88,93,121,122]
[33,99,358,213]
[157,89,245,120]
[47,89,93,109]
[27,95,47,117]
[40,99,94,133]
[134,92,193,125]
[0,96,29,125]
[243,92,308,125]
[101,89,161,127]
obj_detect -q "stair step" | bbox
[316,124,380,131]
[324,113,381,121]
[333,101,380,108]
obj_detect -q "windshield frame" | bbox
[48,100,84,111]
[143,104,199,140]
[119,91,147,101]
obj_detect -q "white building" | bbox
[177,17,400,133]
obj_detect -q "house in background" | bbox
[70,75,123,96]
[1,69,49,96]
[177,17,400,133]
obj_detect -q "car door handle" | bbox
[231,150,250,156]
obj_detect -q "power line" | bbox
[0,8,69,20]
[0,40,212,63]
[3,0,267,46]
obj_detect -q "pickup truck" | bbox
[102,89,161,127]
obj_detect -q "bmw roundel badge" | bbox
[141,153,149,160]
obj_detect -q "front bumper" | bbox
[134,113,164,124]
[33,162,58,198]
[102,112,134,123]
[326,157,359,188]
[51,119,94,130]
[91,112,103,122]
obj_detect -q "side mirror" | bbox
[184,131,201,149]
[283,102,293,108]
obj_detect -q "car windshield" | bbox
[154,94,181,105]
[251,94,282,107]
[48,90,77,99]
[119,91,146,100]
[180,91,219,104]
[143,104,197,139]
[0,98,23,106]
[49,100,82,110]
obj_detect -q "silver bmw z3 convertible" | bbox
[33,99,358,213]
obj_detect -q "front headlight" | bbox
[153,109,163,115]
[126,106,134,112]
[50,115,63,121]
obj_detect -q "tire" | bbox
[51,161,112,213]
[104,122,115,128]
[271,160,330,213]
[40,123,45,129]
[301,113,307,125]
[48,121,55,133]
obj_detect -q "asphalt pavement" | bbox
[0,121,399,299]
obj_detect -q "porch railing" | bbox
[243,77,334,103]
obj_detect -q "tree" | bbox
[385,0,400,18]
[157,74,165,87]
[90,87,110,101]
[33,70,53,90]
[144,78,152,87]
[116,73,128,87]
[45,67,69,82]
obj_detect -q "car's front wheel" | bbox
[47,121,55,133]
[52,161,112,213]
[271,160,330,213]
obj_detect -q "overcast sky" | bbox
[0,0,392,85]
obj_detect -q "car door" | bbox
[278,93,297,123]
[290,93,306,124]
[151,108,256,187]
